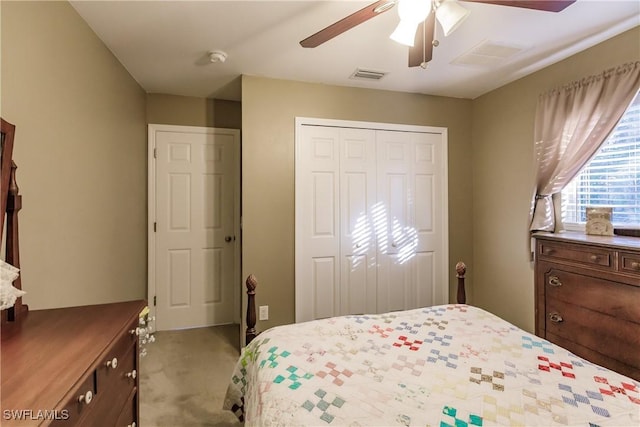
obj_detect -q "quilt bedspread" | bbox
[223,305,639,426]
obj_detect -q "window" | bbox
[562,91,640,228]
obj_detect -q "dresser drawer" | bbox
[74,331,137,426]
[545,298,640,370]
[115,387,138,427]
[50,372,96,426]
[80,345,136,426]
[96,317,138,394]
[620,251,640,276]
[538,239,613,269]
[543,268,640,323]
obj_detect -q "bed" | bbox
[224,264,639,426]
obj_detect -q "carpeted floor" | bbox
[139,324,244,426]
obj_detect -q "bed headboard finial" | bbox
[455,261,466,278]
[455,261,466,305]
[246,274,257,294]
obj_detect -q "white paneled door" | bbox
[376,130,446,313]
[150,125,240,330]
[296,119,448,323]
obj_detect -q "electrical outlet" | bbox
[259,305,269,321]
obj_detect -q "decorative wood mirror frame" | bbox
[1,118,16,240]
[1,118,25,323]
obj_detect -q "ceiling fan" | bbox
[300,0,576,68]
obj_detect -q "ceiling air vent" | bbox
[452,40,526,68]
[350,68,387,81]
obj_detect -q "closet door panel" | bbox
[413,133,440,252]
[344,254,370,315]
[376,131,445,310]
[377,131,412,255]
[311,257,337,320]
[377,253,413,313]
[340,128,377,316]
[297,126,341,322]
[415,252,436,308]
[377,131,413,312]
[413,132,446,305]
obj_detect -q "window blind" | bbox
[563,92,640,226]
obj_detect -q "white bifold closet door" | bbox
[296,121,447,323]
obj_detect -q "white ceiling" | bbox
[70,0,640,101]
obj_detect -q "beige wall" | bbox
[241,77,473,331]
[3,1,635,333]
[146,93,241,129]
[1,1,147,308]
[471,27,640,332]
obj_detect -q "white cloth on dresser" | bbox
[0,259,24,310]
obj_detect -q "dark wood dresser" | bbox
[534,232,640,381]
[1,300,147,426]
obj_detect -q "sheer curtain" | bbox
[529,61,640,233]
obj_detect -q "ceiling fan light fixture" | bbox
[390,0,432,46]
[435,0,470,37]
[390,20,421,46]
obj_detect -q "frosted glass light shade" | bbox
[390,0,432,47]
[435,0,470,36]
[390,20,421,46]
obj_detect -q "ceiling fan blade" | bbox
[409,11,435,67]
[461,0,575,13]
[300,0,396,48]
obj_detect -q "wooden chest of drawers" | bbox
[534,233,640,381]
[1,300,147,426]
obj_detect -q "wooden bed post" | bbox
[456,261,466,304]
[245,274,258,345]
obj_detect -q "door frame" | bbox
[147,124,242,327]
[294,117,449,321]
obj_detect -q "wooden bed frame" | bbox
[245,261,467,345]
[1,118,26,324]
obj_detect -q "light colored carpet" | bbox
[140,324,243,426]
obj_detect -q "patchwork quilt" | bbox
[223,305,639,426]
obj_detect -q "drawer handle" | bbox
[127,423,136,427]
[548,276,562,287]
[106,357,118,369]
[78,390,93,405]
[631,261,640,270]
[126,369,137,380]
[589,254,599,262]
[548,312,563,323]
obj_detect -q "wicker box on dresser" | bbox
[534,232,640,381]
[1,300,148,426]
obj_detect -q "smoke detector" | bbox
[209,50,228,63]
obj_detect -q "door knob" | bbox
[225,236,233,242]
